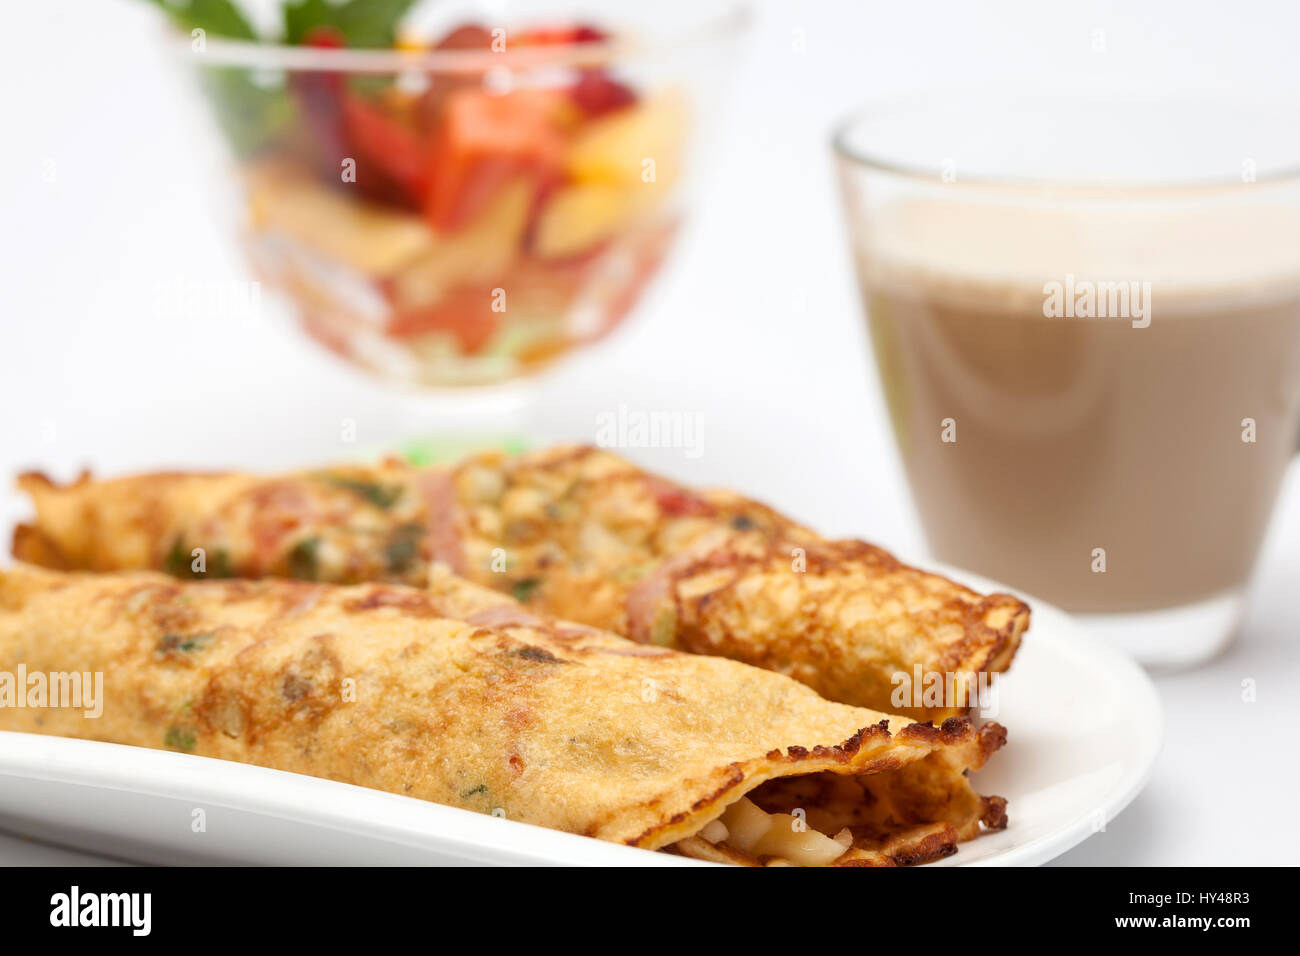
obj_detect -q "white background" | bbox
[1,0,1298,865]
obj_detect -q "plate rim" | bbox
[930,562,1165,867]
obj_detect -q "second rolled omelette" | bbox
[13,445,1028,720]
[0,564,1007,866]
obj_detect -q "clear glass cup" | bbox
[171,2,747,390]
[835,94,1300,667]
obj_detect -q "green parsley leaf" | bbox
[288,536,322,580]
[322,475,404,509]
[164,537,191,577]
[385,522,425,574]
[146,0,259,40]
[283,0,419,48]
[207,548,235,578]
[164,725,198,751]
[157,632,217,657]
[511,578,541,603]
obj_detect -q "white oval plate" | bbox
[0,565,1160,867]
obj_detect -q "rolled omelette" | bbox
[12,444,1028,720]
[0,563,1007,866]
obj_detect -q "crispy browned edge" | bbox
[627,716,1008,850]
[638,536,1030,720]
[795,538,1031,685]
[13,471,70,568]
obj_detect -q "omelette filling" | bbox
[695,796,853,866]
[673,757,990,867]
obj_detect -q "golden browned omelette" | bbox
[13,444,1028,720]
[0,564,1007,866]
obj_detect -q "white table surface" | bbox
[2,0,1297,866]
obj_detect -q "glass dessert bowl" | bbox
[176,3,746,387]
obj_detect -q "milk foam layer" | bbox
[863,197,1300,315]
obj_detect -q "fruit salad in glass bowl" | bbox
[156,0,745,387]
